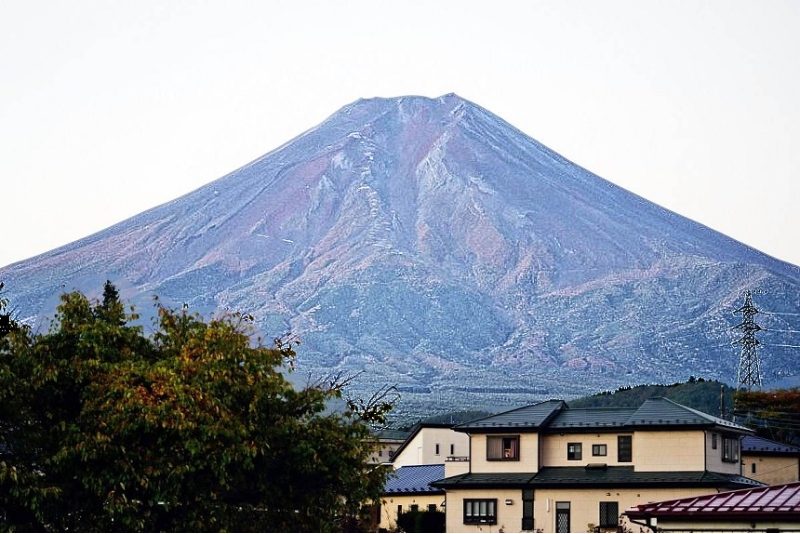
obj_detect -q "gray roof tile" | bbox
[742,435,800,455]
[384,464,445,494]
[455,400,566,431]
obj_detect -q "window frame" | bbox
[487,435,521,461]
[617,435,632,462]
[599,501,619,528]
[567,442,582,461]
[592,444,608,457]
[463,499,498,525]
[721,436,740,463]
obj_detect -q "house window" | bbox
[397,504,402,517]
[410,504,419,513]
[722,436,740,463]
[592,444,607,456]
[752,462,757,474]
[428,504,437,512]
[567,442,582,461]
[450,443,455,455]
[712,433,718,449]
[464,499,497,525]
[618,435,632,462]
[435,443,440,455]
[488,435,520,460]
[599,501,619,528]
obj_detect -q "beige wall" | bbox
[444,488,523,533]
[393,427,469,468]
[534,487,718,533]
[541,433,632,467]
[470,433,539,473]
[634,430,705,472]
[742,454,800,485]
[379,494,444,531]
[445,457,470,477]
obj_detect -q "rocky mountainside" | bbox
[3,94,799,417]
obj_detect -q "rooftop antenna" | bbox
[734,290,763,391]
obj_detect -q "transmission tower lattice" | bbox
[734,290,763,391]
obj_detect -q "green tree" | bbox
[0,285,393,532]
[734,388,800,445]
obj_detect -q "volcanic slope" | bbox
[3,94,799,416]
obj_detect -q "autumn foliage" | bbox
[0,284,391,531]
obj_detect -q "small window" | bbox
[397,504,402,517]
[592,444,607,456]
[378,449,383,457]
[464,499,497,525]
[487,435,520,460]
[752,462,757,474]
[450,443,455,455]
[712,433,718,450]
[435,443,440,455]
[567,442,582,460]
[599,502,619,528]
[722,436,740,463]
[428,504,437,512]
[618,435,632,462]
[410,504,419,513]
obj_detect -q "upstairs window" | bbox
[567,442,582,461]
[722,436,740,463]
[592,444,607,456]
[487,435,520,460]
[464,499,497,525]
[618,435,632,462]
[435,443,440,455]
[450,443,455,455]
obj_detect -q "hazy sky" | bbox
[2,0,799,268]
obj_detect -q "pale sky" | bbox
[1,0,799,268]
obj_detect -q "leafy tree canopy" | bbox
[734,388,800,445]
[0,284,392,532]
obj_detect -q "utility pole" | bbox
[734,290,763,391]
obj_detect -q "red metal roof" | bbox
[625,482,800,519]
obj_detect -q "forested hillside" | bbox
[567,378,733,417]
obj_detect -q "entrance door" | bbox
[555,501,570,533]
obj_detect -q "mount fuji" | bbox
[3,94,799,416]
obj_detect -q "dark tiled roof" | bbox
[548,408,636,430]
[433,467,763,490]
[625,481,800,520]
[432,472,537,489]
[742,435,800,455]
[529,467,763,489]
[384,464,445,494]
[455,400,566,431]
[454,398,752,434]
[625,398,751,432]
[375,429,411,441]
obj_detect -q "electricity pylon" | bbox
[734,290,763,391]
